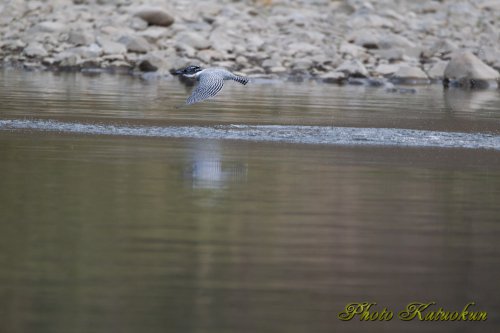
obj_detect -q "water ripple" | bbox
[1,119,499,150]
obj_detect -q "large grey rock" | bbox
[23,42,48,58]
[133,6,174,27]
[335,59,369,77]
[319,71,346,84]
[444,51,500,87]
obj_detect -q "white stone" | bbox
[23,42,47,57]
[132,6,174,27]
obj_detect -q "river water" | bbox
[0,69,499,333]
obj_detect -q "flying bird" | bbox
[174,66,249,105]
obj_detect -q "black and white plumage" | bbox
[174,66,249,105]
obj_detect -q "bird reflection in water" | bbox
[186,141,248,190]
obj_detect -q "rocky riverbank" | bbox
[1,0,499,86]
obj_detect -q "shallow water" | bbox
[0,69,499,333]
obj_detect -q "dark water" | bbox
[0,69,499,333]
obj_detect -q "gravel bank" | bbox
[1,0,499,86]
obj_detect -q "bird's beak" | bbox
[173,69,184,75]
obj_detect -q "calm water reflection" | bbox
[0,69,499,333]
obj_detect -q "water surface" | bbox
[0,69,499,333]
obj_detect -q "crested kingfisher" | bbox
[174,66,249,105]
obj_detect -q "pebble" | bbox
[68,31,95,46]
[132,6,174,27]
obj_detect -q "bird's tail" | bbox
[232,75,249,85]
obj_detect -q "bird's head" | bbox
[174,65,202,77]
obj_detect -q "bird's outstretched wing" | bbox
[186,75,225,105]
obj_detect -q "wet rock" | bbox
[335,59,369,78]
[118,35,151,53]
[80,58,101,69]
[97,36,127,55]
[132,6,174,27]
[54,51,81,68]
[23,42,48,58]
[443,51,500,88]
[41,57,56,67]
[366,78,387,87]
[391,65,429,84]
[108,60,132,73]
[67,31,94,46]
[319,71,346,84]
